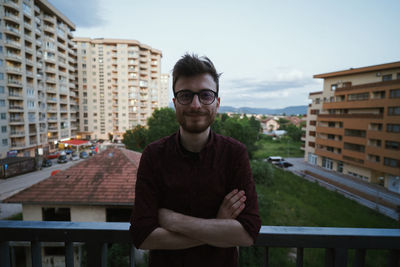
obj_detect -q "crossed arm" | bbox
[139,189,253,250]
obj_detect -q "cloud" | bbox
[219,71,320,108]
[48,0,106,28]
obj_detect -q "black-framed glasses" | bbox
[174,89,218,105]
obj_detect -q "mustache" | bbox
[183,110,209,116]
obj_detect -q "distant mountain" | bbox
[218,105,308,115]
[168,103,308,115]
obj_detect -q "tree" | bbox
[211,115,260,158]
[123,108,179,152]
[146,108,179,144]
[123,125,148,152]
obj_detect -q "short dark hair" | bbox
[172,53,221,94]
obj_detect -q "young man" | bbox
[130,54,261,267]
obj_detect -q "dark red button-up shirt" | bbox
[130,131,261,267]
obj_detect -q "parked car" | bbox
[79,151,89,159]
[70,152,79,161]
[266,156,293,168]
[42,159,53,168]
[276,160,293,168]
[57,155,68,164]
[64,149,73,155]
[266,156,284,163]
[47,152,59,159]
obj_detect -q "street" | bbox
[0,158,83,219]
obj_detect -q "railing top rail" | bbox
[1,221,399,249]
[259,226,400,237]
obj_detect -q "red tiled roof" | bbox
[4,147,141,206]
[60,139,90,146]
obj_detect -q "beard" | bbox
[177,109,217,134]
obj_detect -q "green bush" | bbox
[250,160,274,186]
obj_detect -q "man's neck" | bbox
[179,127,210,153]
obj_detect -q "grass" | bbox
[253,136,304,159]
[242,163,399,267]
[4,213,22,220]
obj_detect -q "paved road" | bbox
[285,158,400,220]
[0,158,83,219]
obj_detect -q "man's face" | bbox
[173,73,220,134]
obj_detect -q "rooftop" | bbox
[313,61,400,79]
[4,148,141,206]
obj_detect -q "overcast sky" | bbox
[49,0,400,108]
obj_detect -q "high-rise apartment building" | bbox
[160,73,170,107]
[303,61,400,194]
[73,38,167,141]
[0,0,78,158]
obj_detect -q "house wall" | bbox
[71,206,106,222]
[22,205,106,222]
[23,205,42,221]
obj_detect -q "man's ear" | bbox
[216,97,220,110]
[173,98,176,108]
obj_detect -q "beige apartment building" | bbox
[74,38,168,141]
[0,0,78,158]
[303,61,400,194]
[160,73,170,107]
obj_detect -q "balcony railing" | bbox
[0,221,399,267]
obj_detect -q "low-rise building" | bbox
[4,147,141,266]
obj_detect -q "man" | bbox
[130,54,261,266]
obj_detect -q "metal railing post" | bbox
[65,242,74,267]
[31,241,42,267]
[264,246,269,267]
[0,241,11,267]
[296,247,304,267]
[354,249,365,267]
[130,244,135,267]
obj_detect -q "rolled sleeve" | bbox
[130,146,161,248]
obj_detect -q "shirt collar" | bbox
[174,129,215,158]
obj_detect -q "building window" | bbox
[390,89,400,98]
[384,158,399,168]
[385,141,399,150]
[1,126,7,133]
[367,154,380,163]
[2,139,8,146]
[382,74,392,81]
[27,101,35,109]
[0,100,5,107]
[344,142,365,153]
[368,139,381,147]
[0,113,6,120]
[0,73,3,80]
[106,208,132,222]
[387,124,400,133]
[0,59,3,66]
[42,208,71,221]
[0,86,3,94]
[369,123,382,131]
[331,84,337,91]
[345,129,366,137]
[388,107,400,116]
[348,92,369,101]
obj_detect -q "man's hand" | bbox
[217,189,246,219]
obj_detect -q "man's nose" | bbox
[190,94,201,108]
